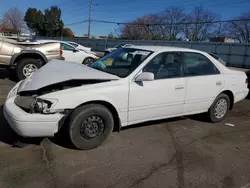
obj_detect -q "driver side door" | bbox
[128,52,186,125]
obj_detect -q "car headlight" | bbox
[33,98,53,113]
[14,96,58,114]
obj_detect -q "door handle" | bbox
[175,86,184,90]
[216,81,222,85]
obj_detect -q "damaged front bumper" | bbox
[3,82,65,137]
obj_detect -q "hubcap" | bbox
[84,58,94,65]
[23,64,38,77]
[214,99,228,119]
[80,116,105,139]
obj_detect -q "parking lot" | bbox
[1,68,250,188]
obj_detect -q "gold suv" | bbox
[0,38,63,80]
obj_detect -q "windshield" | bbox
[114,44,123,48]
[89,48,152,77]
[68,42,78,47]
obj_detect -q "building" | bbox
[0,28,18,38]
[210,37,234,43]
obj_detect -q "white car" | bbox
[104,44,132,55]
[4,46,249,150]
[25,40,99,64]
[66,41,91,52]
[60,42,99,64]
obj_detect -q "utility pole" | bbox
[88,0,92,38]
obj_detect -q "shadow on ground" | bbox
[0,68,18,82]
[0,105,46,147]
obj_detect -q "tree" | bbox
[44,6,64,37]
[1,8,26,33]
[121,14,162,40]
[63,28,74,37]
[223,11,250,43]
[24,6,64,37]
[183,6,218,41]
[158,7,186,40]
[24,8,45,35]
[120,7,186,40]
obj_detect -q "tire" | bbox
[16,58,42,80]
[208,93,230,123]
[104,52,109,56]
[68,104,114,150]
[82,57,95,65]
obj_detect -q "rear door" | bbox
[182,52,224,113]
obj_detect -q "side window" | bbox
[61,43,75,51]
[183,53,220,76]
[143,52,181,79]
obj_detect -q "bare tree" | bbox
[120,14,162,40]
[223,11,250,43]
[120,11,184,40]
[183,6,218,41]
[1,8,26,33]
[158,7,186,40]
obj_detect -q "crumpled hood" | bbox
[18,60,119,92]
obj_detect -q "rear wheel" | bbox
[16,58,42,80]
[208,93,230,123]
[68,104,114,150]
[82,57,95,65]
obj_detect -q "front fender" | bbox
[49,93,117,110]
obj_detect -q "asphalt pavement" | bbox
[1,68,250,188]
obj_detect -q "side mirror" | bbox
[73,49,78,53]
[135,72,154,82]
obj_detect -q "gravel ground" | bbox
[0,68,250,188]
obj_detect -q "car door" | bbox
[182,52,224,113]
[61,43,83,63]
[128,52,185,124]
[0,41,13,65]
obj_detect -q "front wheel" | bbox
[82,57,95,65]
[68,104,114,150]
[208,93,230,123]
[16,58,42,80]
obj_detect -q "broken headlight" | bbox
[14,96,56,114]
[32,98,53,113]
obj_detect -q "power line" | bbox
[91,18,250,26]
[65,20,88,26]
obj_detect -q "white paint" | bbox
[4,45,249,137]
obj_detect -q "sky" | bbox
[0,0,250,36]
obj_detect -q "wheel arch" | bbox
[10,51,48,67]
[220,90,234,110]
[65,100,121,132]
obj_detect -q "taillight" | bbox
[246,78,248,84]
[60,45,63,55]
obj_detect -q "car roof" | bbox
[126,45,204,53]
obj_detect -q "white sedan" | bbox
[4,46,249,150]
[30,40,99,64]
[67,41,91,52]
[60,42,99,64]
